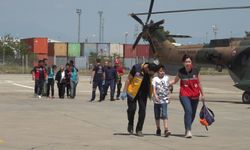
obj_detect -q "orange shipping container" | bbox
[33,54,48,66]
[21,37,48,54]
[48,42,67,56]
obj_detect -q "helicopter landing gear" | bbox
[215,64,223,72]
[242,91,250,104]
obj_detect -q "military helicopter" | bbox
[130,0,250,104]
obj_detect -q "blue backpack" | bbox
[199,104,215,130]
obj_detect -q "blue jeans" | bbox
[104,79,116,99]
[154,103,168,120]
[180,96,199,130]
[70,80,78,98]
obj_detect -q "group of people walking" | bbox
[32,58,79,99]
[89,58,124,102]
[121,54,205,138]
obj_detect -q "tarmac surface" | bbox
[0,74,249,150]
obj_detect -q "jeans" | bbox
[154,103,168,120]
[103,79,116,99]
[180,96,199,130]
[70,80,78,98]
[91,80,104,100]
[127,93,148,132]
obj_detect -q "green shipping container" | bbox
[68,43,81,57]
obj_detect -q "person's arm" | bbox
[90,70,95,84]
[152,84,159,102]
[169,74,180,85]
[32,67,35,80]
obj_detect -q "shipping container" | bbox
[21,37,48,54]
[82,43,97,57]
[68,43,81,57]
[124,44,136,58]
[48,42,67,56]
[124,57,152,70]
[55,56,67,67]
[97,43,110,56]
[110,43,124,57]
[136,44,152,57]
[33,53,48,66]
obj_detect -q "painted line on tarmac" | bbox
[6,80,34,89]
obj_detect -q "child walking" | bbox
[152,65,171,137]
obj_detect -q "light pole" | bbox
[125,32,128,44]
[212,25,218,39]
[98,11,103,43]
[76,9,82,43]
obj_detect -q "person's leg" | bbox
[110,80,115,100]
[70,81,74,98]
[61,83,65,98]
[103,80,109,99]
[98,80,105,101]
[73,82,77,98]
[180,96,193,138]
[154,104,161,136]
[136,94,147,133]
[38,80,44,96]
[180,96,193,131]
[116,79,122,99]
[127,96,137,133]
[190,100,199,124]
[162,103,171,137]
[90,81,98,101]
[57,83,61,98]
[51,79,55,98]
[34,80,38,96]
[47,79,51,97]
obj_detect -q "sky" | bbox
[1,0,250,44]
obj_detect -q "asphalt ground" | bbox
[0,74,249,150]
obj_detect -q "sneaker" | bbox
[110,98,115,101]
[164,130,171,137]
[136,131,144,137]
[116,97,120,100]
[38,95,42,99]
[156,129,161,136]
[89,99,94,102]
[185,130,192,138]
[127,125,133,134]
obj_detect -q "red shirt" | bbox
[178,67,200,100]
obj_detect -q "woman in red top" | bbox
[170,54,205,138]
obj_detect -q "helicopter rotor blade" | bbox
[133,6,250,16]
[146,0,155,24]
[149,19,165,28]
[147,33,156,53]
[133,32,143,49]
[167,35,191,38]
[130,13,144,26]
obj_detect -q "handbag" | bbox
[199,103,215,130]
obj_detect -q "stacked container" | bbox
[110,43,124,57]
[82,43,97,57]
[21,37,48,66]
[48,42,68,65]
[68,43,81,57]
[97,43,110,56]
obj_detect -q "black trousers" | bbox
[57,82,66,98]
[35,79,44,96]
[116,79,122,98]
[127,93,148,132]
[47,78,54,97]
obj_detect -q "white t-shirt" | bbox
[152,75,170,104]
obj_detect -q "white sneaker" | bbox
[185,130,192,138]
[38,95,42,99]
